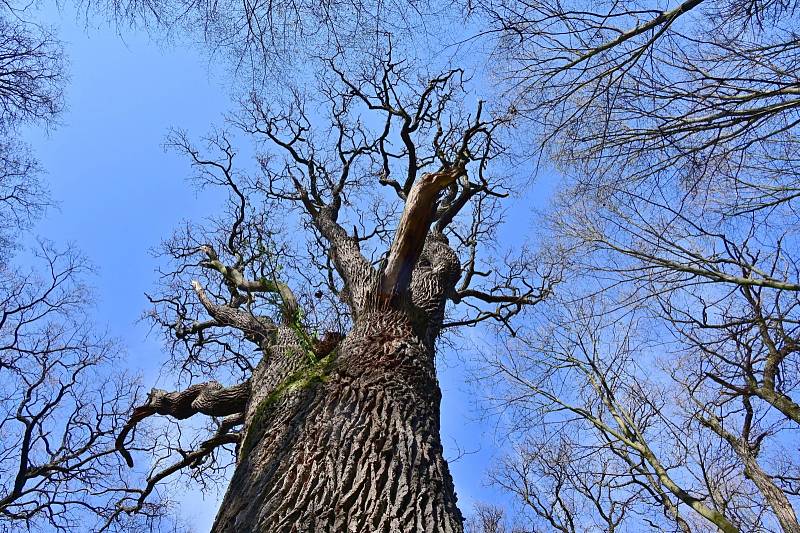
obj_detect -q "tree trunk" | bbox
[211,309,464,532]
[742,454,800,533]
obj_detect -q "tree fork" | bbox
[380,166,466,300]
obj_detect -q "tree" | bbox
[0,242,164,532]
[477,0,800,531]
[97,0,456,96]
[0,7,62,253]
[482,0,800,196]
[482,294,778,532]
[0,3,188,530]
[112,50,554,531]
[464,503,521,533]
[0,14,62,131]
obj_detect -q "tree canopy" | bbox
[2,0,800,530]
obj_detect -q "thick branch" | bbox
[191,280,276,344]
[697,412,800,532]
[116,380,250,467]
[312,206,376,307]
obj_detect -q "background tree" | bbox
[0,2,189,530]
[93,0,460,97]
[482,0,800,198]
[478,0,800,531]
[0,5,61,252]
[113,50,554,531]
[464,503,521,533]
[0,242,178,532]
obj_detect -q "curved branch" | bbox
[197,244,299,320]
[104,417,243,528]
[115,380,250,467]
[191,280,277,344]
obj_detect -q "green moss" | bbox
[287,308,319,364]
[240,351,338,457]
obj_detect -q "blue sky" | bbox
[19,6,522,530]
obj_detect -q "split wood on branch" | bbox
[379,101,493,299]
[379,165,468,299]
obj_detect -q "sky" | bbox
[18,5,523,530]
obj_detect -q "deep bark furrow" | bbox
[410,234,460,345]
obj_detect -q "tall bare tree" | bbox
[0,13,62,132]
[482,0,800,197]
[0,3,188,530]
[472,1,800,531]
[112,50,554,531]
[464,503,521,533]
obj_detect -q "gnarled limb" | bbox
[196,243,299,321]
[116,380,250,467]
[191,279,277,344]
[242,97,377,313]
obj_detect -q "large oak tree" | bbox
[113,52,552,531]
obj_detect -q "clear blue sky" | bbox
[19,6,524,530]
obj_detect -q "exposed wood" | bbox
[380,166,466,299]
